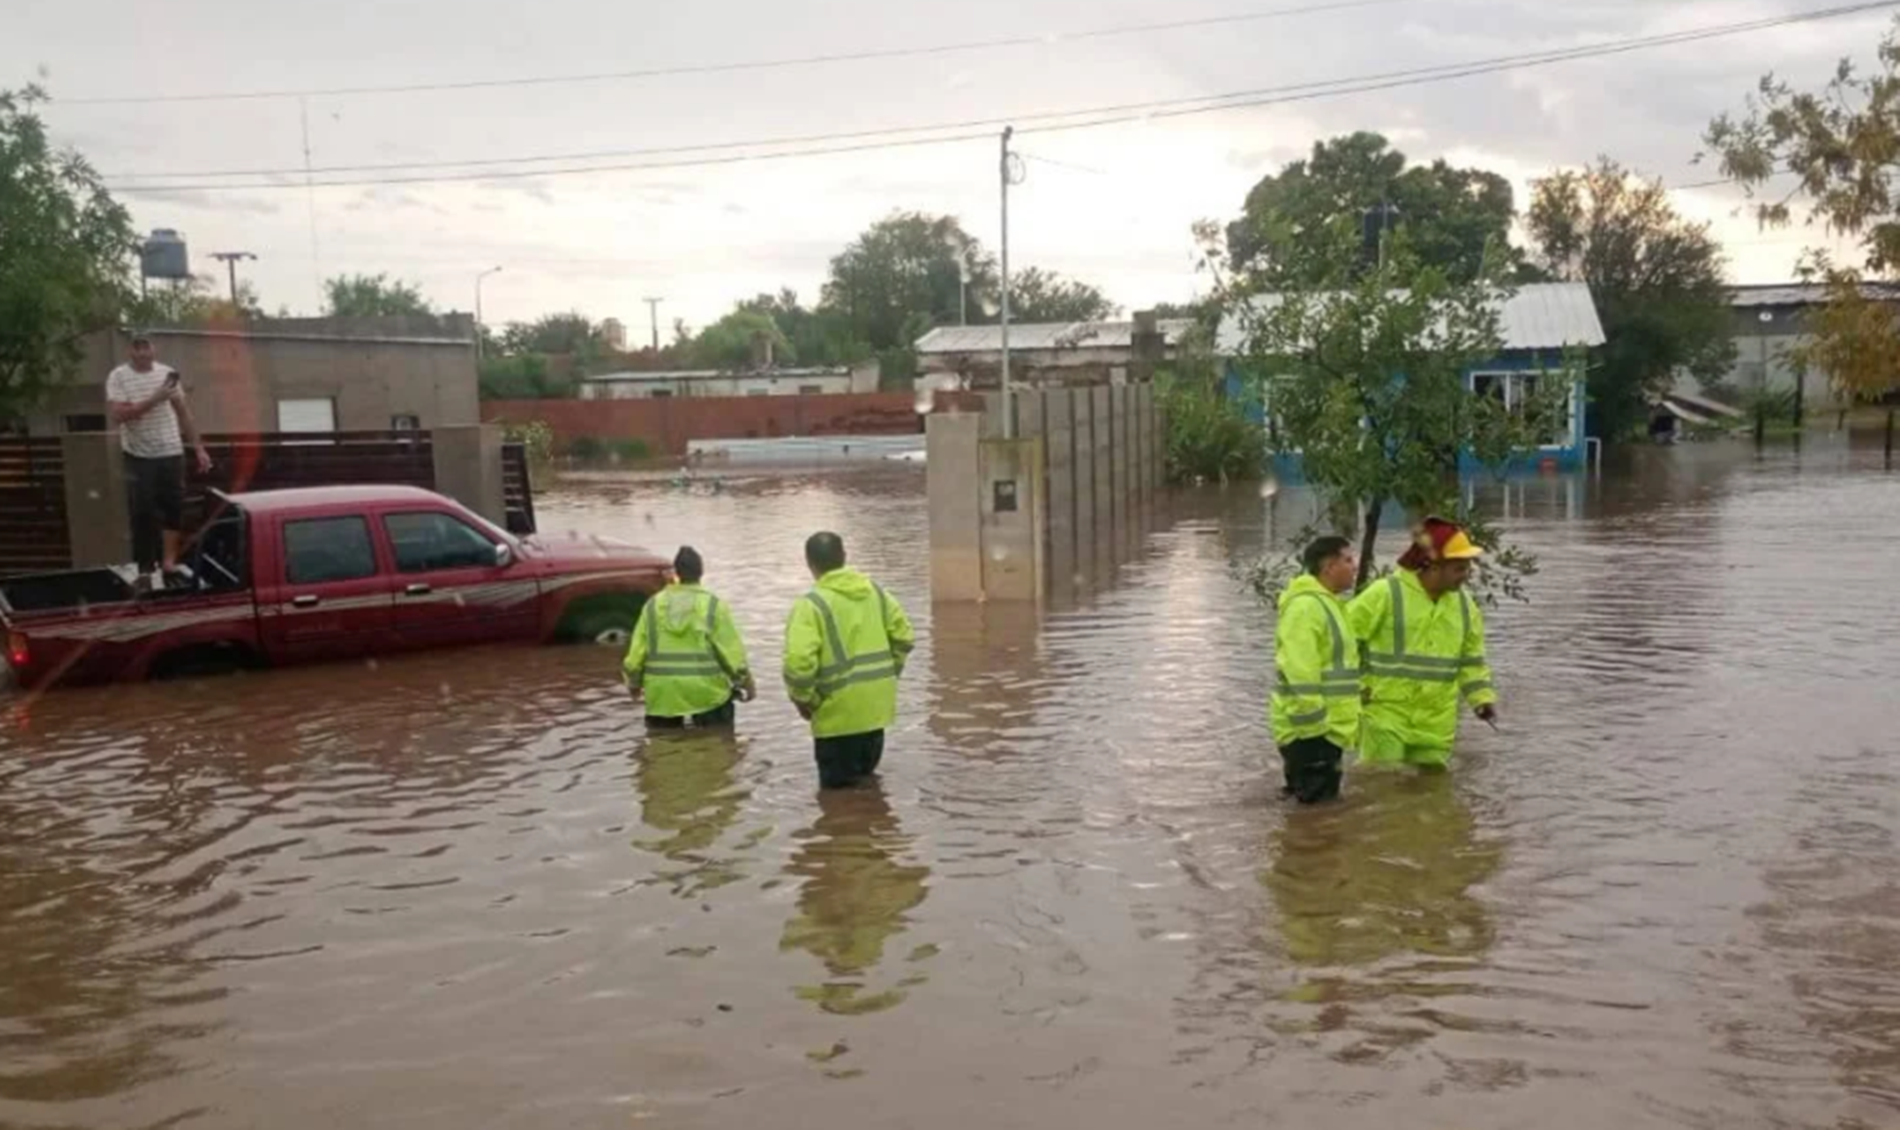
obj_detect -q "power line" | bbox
[54,0,1409,106]
[115,5,1889,184]
[104,1,1899,193]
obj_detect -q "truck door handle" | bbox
[291,594,321,608]
[405,583,433,596]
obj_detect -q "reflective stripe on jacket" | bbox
[782,568,915,739]
[1271,574,1361,749]
[622,583,749,718]
[1347,570,1497,749]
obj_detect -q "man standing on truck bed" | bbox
[783,532,915,789]
[622,546,756,728]
[105,333,213,591]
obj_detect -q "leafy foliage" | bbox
[1157,328,1264,484]
[820,212,995,352]
[498,312,606,358]
[1783,257,1900,404]
[1007,266,1118,322]
[323,273,433,318]
[1704,15,1900,408]
[0,85,139,419]
[1226,132,1535,285]
[127,273,263,325]
[1527,158,1733,441]
[477,353,572,400]
[1206,203,1559,597]
[687,309,793,369]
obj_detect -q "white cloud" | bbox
[9,0,1891,326]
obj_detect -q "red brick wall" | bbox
[482,391,981,456]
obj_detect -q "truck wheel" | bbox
[150,644,259,681]
[563,597,642,647]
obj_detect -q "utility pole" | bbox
[475,265,503,360]
[209,251,256,307]
[643,297,665,351]
[999,126,1023,440]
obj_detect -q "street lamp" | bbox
[475,265,503,359]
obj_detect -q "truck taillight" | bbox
[6,632,27,670]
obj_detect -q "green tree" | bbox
[0,85,138,419]
[1526,158,1733,441]
[1157,326,1265,485]
[499,312,605,357]
[1704,15,1900,411]
[736,289,871,367]
[1007,266,1118,322]
[1211,213,1560,595]
[1227,131,1535,285]
[688,309,794,369]
[819,212,998,350]
[478,353,572,400]
[323,272,433,317]
[128,272,264,325]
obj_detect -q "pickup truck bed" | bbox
[4,484,669,689]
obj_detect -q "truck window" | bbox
[283,516,378,585]
[383,511,496,572]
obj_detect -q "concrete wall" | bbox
[927,383,1156,603]
[25,323,478,436]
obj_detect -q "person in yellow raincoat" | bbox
[622,546,755,728]
[1346,517,1498,770]
[783,532,915,789]
[1271,535,1362,803]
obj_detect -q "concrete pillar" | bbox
[977,435,1044,603]
[1091,385,1113,573]
[62,432,130,568]
[431,424,506,525]
[927,412,983,601]
[1041,389,1076,600]
[1072,387,1096,590]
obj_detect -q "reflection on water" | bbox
[779,785,933,1016]
[1265,772,1499,975]
[632,730,760,898]
[5,446,1900,1128]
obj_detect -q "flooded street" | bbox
[4,440,1899,1129]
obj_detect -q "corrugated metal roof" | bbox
[1729,283,1900,307]
[1216,282,1606,354]
[913,318,1197,354]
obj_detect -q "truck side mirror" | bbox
[494,543,514,569]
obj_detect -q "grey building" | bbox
[1710,283,1900,408]
[18,314,479,436]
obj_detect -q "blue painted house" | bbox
[1216,281,1607,474]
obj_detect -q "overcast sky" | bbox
[7,0,1886,335]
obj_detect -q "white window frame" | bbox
[1469,370,1574,451]
[276,396,337,446]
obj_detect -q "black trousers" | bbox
[814,729,885,789]
[124,454,185,574]
[1279,736,1344,804]
[645,698,736,730]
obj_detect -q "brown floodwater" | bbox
[4,439,1899,1129]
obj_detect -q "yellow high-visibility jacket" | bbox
[1271,574,1361,749]
[1347,569,1497,751]
[783,568,914,739]
[622,583,749,718]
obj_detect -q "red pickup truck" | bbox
[2,484,669,689]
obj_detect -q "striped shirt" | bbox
[105,364,184,459]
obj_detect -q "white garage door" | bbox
[276,397,337,434]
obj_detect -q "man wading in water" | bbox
[1347,517,1499,772]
